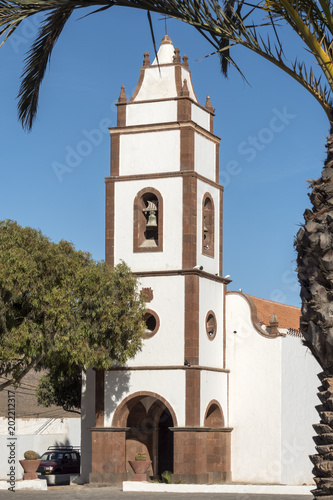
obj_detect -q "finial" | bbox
[269,313,279,335]
[161,35,172,45]
[180,79,190,97]
[173,48,181,64]
[182,54,189,69]
[118,85,127,103]
[143,51,150,67]
[205,95,214,112]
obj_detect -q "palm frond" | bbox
[17,6,75,130]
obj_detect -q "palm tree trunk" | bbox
[296,132,333,498]
[311,372,333,498]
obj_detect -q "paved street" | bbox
[0,485,312,500]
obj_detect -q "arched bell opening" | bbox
[114,393,176,480]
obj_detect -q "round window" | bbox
[144,309,160,338]
[206,310,217,340]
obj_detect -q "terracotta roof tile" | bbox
[247,295,301,331]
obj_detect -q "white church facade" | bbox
[81,35,319,486]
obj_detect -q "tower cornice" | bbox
[109,120,220,143]
[116,95,215,117]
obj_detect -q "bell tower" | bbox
[90,35,232,485]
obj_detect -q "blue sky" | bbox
[0,6,329,308]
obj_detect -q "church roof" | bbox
[129,35,199,103]
[247,294,301,331]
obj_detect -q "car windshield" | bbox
[40,452,62,461]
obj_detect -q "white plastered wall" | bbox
[226,293,282,483]
[181,68,197,102]
[196,179,220,275]
[119,130,180,176]
[104,369,186,427]
[125,275,185,367]
[134,66,178,101]
[126,101,177,127]
[281,336,318,485]
[0,418,80,480]
[194,132,216,181]
[192,103,210,132]
[200,371,229,427]
[114,177,183,272]
[199,277,224,369]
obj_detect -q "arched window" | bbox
[202,193,214,257]
[134,187,163,253]
[204,401,225,428]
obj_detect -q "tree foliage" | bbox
[0,220,146,410]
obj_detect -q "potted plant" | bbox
[128,452,151,481]
[19,450,41,480]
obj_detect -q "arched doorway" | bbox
[112,392,176,479]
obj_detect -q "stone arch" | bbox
[112,391,177,479]
[112,391,177,428]
[204,400,225,428]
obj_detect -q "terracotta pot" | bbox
[128,459,151,481]
[19,459,41,480]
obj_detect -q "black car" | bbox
[37,446,80,475]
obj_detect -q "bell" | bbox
[203,217,208,233]
[146,211,157,229]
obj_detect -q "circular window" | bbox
[206,310,217,340]
[144,309,160,338]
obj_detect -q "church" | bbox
[80,35,319,486]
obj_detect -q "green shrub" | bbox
[24,450,38,460]
[135,452,146,461]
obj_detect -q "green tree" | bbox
[2,0,333,495]
[0,220,146,411]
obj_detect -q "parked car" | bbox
[37,446,80,475]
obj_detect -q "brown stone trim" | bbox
[144,308,160,338]
[210,113,214,134]
[180,127,195,171]
[109,121,221,143]
[106,171,224,191]
[110,134,119,176]
[95,370,105,427]
[186,369,200,426]
[184,274,200,426]
[202,192,215,258]
[183,175,197,268]
[177,97,192,122]
[89,427,130,432]
[216,143,220,183]
[117,103,126,128]
[226,291,285,338]
[106,365,230,373]
[105,181,114,266]
[184,274,199,365]
[133,186,163,253]
[128,67,146,103]
[219,189,223,277]
[111,390,178,428]
[170,427,233,432]
[123,95,214,116]
[133,268,231,284]
[175,64,182,95]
